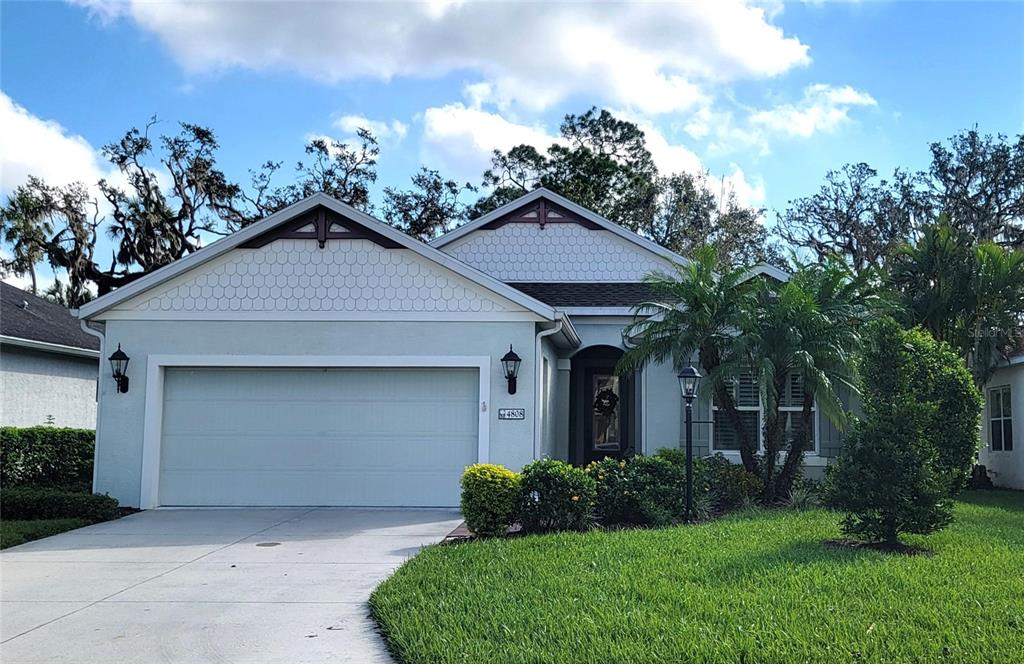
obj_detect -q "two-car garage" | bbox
[156,366,481,507]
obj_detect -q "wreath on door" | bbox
[593,388,619,416]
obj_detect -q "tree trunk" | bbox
[776,391,816,500]
[760,373,789,502]
[699,344,758,474]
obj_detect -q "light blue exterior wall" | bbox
[94,319,539,506]
[0,346,98,428]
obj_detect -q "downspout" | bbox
[533,318,564,460]
[77,316,106,494]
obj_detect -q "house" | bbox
[978,354,1022,489]
[77,189,842,509]
[1,282,100,428]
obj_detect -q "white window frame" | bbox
[988,385,1013,452]
[710,374,819,456]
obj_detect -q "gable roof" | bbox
[507,282,668,308]
[77,194,560,321]
[740,263,790,284]
[430,188,691,267]
[1,282,100,355]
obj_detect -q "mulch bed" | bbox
[442,521,521,544]
[824,538,934,556]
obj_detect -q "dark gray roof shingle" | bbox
[1,282,100,351]
[507,282,666,308]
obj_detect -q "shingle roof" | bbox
[506,282,667,308]
[1,282,100,351]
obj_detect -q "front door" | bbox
[570,346,635,466]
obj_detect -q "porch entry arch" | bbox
[569,345,638,465]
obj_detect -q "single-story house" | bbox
[978,354,1022,489]
[1,282,100,428]
[78,189,844,508]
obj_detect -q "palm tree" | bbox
[617,246,760,472]
[736,259,882,500]
[891,218,1024,386]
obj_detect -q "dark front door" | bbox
[570,346,635,466]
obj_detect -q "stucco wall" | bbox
[979,364,1024,489]
[1,346,98,428]
[94,319,539,506]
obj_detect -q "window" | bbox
[989,386,1013,452]
[712,370,816,453]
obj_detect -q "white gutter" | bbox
[0,335,100,359]
[533,319,564,460]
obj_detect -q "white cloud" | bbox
[73,0,810,115]
[421,103,559,180]
[722,165,767,208]
[750,84,877,138]
[333,115,408,141]
[0,91,107,192]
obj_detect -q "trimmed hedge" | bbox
[518,459,596,533]
[460,464,521,537]
[1,486,119,523]
[0,427,95,490]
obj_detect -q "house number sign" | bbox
[498,408,526,420]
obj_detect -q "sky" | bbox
[1,0,1023,290]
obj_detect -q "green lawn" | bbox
[371,491,1024,663]
[0,518,91,549]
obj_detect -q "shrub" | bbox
[0,427,95,490]
[588,455,689,527]
[0,486,120,523]
[518,459,596,533]
[460,464,520,537]
[827,318,967,545]
[586,458,635,526]
[626,455,688,526]
[699,454,763,509]
[785,481,821,510]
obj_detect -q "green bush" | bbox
[460,464,521,537]
[698,454,763,509]
[588,453,694,527]
[826,319,971,544]
[586,458,635,526]
[625,455,688,526]
[518,459,596,533]
[0,486,119,523]
[0,427,95,490]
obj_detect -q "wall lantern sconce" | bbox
[109,344,130,394]
[501,345,522,395]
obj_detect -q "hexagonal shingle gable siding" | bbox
[125,238,514,314]
[441,223,672,282]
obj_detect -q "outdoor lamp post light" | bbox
[501,345,522,395]
[678,362,702,521]
[109,344,130,394]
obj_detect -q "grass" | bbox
[0,518,91,549]
[371,490,1024,663]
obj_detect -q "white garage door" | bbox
[158,367,479,507]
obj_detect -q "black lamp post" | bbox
[678,362,701,521]
[109,344,130,394]
[501,345,522,394]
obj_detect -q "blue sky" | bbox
[1,1,1022,289]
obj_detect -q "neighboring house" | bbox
[77,189,841,509]
[1,282,100,428]
[978,354,1023,489]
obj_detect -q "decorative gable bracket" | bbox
[240,205,402,250]
[480,197,602,231]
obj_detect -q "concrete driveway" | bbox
[0,508,462,663]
